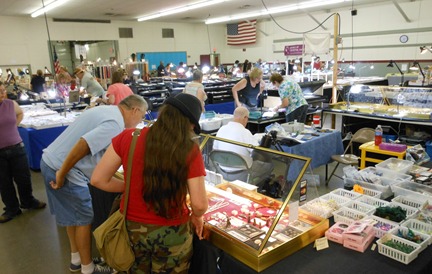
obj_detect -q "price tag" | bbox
[315,237,329,251]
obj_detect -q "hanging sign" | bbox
[284,45,304,56]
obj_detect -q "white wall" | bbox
[0,0,431,73]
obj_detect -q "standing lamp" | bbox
[420,46,432,54]
[409,61,425,86]
[387,60,404,86]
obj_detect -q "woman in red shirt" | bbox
[92,93,208,273]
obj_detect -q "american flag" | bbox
[53,47,60,74]
[227,20,257,46]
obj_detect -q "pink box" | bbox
[379,143,407,152]
[325,222,349,244]
[343,232,375,253]
[343,224,374,244]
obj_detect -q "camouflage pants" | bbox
[126,220,193,274]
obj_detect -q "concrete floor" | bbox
[0,162,346,274]
[0,114,346,273]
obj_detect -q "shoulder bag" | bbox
[93,128,141,271]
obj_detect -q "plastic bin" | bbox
[376,158,414,175]
[319,193,351,207]
[357,195,390,208]
[300,198,336,219]
[391,195,427,210]
[387,202,419,222]
[344,200,376,215]
[333,207,367,225]
[366,215,399,238]
[391,181,432,204]
[330,188,361,200]
[401,219,432,239]
[352,187,382,199]
[389,226,431,252]
[377,234,422,264]
[344,167,412,199]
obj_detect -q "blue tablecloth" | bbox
[281,130,344,181]
[18,126,68,170]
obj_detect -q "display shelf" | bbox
[200,135,327,272]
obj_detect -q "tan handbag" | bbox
[93,128,141,271]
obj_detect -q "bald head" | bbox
[233,106,249,127]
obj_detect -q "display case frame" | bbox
[329,85,432,120]
[199,135,329,272]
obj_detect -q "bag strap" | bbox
[122,128,141,216]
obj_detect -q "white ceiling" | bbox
[0,0,400,23]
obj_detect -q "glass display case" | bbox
[199,135,329,272]
[329,85,432,120]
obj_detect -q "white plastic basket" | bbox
[357,195,390,208]
[389,226,431,252]
[377,234,422,264]
[300,198,336,219]
[333,207,367,225]
[401,219,432,240]
[387,202,419,222]
[319,193,351,207]
[352,187,382,199]
[345,177,393,199]
[344,200,376,215]
[391,195,427,210]
[366,215,399,238]
[330,188,361,200]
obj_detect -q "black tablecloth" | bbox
[190,226,432,274]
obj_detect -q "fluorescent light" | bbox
[31,0,69,18]
[138,0,227,22]
[206,0,350,24]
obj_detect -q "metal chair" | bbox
[209,150,252,184]
[325,128,375,185]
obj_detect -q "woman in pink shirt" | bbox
[100,70,133,105]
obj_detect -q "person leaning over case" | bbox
[270,73,308,123]
[0,81,46,224]
[40,95,147,274]
[91,93,208,273]
[231,67,265,109]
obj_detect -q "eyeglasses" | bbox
[133,107,146,119]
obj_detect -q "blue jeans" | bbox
[0,143,35,214]
[286,104,309,123]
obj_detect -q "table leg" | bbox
[360,149,366,169]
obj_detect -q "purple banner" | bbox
[284,45,304,56]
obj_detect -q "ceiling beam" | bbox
[392,0,411,23]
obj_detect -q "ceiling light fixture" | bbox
[206,0,350,24]
[31,0,69,18]
[138,0,226,22]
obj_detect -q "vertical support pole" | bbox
[331,13,340,129]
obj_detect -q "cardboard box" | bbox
[325,222,349,244]
[343,223,374,244]
[343,232,375,253]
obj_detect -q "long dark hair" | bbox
[143,104,196,218]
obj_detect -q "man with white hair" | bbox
[213,106,273,185]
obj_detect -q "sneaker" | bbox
[69,263,81,273]
[0,210,22,223]
[92,264,113,274]
[21,199,46,210]
[69,258,106,272]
